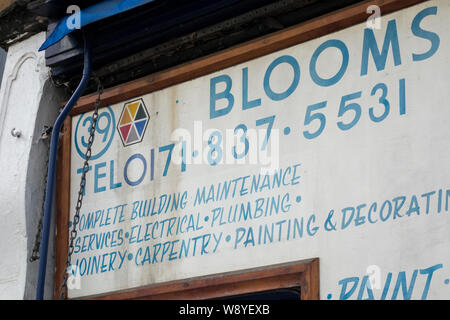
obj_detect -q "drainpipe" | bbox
[36,33,92,300]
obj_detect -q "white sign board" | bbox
[70,0,450,299]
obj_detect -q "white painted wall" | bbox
[0,32,65,299]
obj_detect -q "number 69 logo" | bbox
[74,106,116,160]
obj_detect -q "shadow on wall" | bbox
[0,48,6,88]
[24,79,66,300]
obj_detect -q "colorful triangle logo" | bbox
[127,102,140,119]
[119,124,132,142]
[117,98,150,147]
[119,109,132,125]
[134,119,147,137]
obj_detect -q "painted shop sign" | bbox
[68,0,449,299]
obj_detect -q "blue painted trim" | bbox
[39,0,156,51]
[36,34,92,300]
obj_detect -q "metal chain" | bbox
[59,78,103,300]
[29,126,53,262]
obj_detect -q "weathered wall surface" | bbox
[0,49,6,86]
[0,32,65,299]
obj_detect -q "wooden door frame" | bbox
[91,258,319,300]
[54,0,431,299]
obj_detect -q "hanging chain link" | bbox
[29,126,53,262]
[59,78,103,300]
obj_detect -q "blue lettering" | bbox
[411,7,440,61]
[361,19,402,76]
[210,74,234,119]
[264,55,300,101]
[310,39,349,86]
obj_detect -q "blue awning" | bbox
[39,0,156,51]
